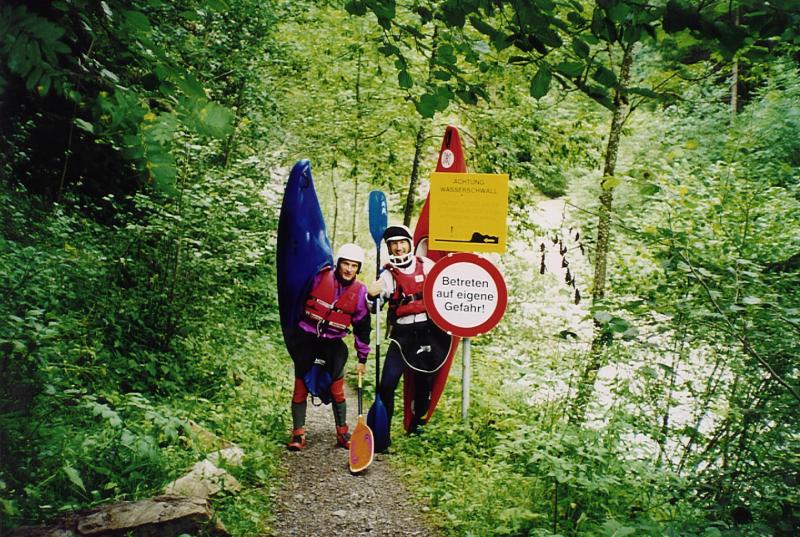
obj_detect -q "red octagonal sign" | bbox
[423,252,507,338]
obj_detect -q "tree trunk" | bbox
[330,162,339,244]
[402,25,439,226]
[403,125,426,226]
[351,48,363,241]
[568,46,634,424]
[731,8,739,118]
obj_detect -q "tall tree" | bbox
[350,0,800,421]
[346,0,488,222]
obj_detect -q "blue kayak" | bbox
[276,160,333,353]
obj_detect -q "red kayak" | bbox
[403,125,466,433]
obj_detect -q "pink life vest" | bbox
[304,267,362,330]
[387,258,427,318]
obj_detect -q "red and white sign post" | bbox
[424,253,507,420]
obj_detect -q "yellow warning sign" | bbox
[429,172,509,254]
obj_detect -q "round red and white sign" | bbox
[424,253,507,338]
[440,149,455,169]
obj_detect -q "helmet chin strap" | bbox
[389,252,413,268]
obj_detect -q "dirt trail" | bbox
[267,383,438,537]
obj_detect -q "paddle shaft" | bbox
[358,371,363,415]
[367,190,387,406]
[374,259,382,390]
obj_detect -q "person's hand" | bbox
[354,362,366,376]
[367,280,382,297]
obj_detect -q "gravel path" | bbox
[267,383,438,537]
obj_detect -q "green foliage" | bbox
[0,4,73,98]
[392,361,696,536]
[0,182,289,528]
[1,0,289,531]
[578,58,800,532]
[346,1,488,118]
[467,92,602,200]
[0,1,237,199]
[0,381,197,520]
[3,2,800,536]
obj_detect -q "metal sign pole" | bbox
[461,338,471,422]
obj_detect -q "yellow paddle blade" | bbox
[349,415,374,473]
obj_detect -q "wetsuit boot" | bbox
[332,400,350,448]
[336,425,351,449]
[288,380,308,451]
[287,427,306,451]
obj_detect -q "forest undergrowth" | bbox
[2,1,799,536]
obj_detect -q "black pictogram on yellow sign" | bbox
[429,172,509,254]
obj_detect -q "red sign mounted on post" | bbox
[423,253,507,338]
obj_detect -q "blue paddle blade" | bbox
[368,190,388,246]
[367,395,390,453]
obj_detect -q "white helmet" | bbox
[382,225,413,267]
[336,242,365,272]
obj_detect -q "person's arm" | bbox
[420,256,435,276]
[367,270,393,304]
[351,285,372,373]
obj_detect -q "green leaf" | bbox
[639,183,660,196]
[173,72,205,100]
[607,3,630,23]
[345,0,367,16]
[25,66,42,91]
[378,43,400,56]
[627,86,662,99]
[601,175,621,190]
[572,37,590,58]
[74,118,94,133]
[622,24,643,45]
[622,327,639,340]
[441,2,466,27]
[414,6,433,23]
[530,65,552,99]
[145,114,178,144]
[592,65,618,87]
[371,0,396,23]
[38,73,51,95]
[147,151,177,195]
[663,0,696,33]
[434,85,453,110]
[609,317,630,333]
[8,34,29,74]
[742,296,762,305]
[205,0,228,11]
[455,90,477,105]
[436,44,456,66]
[469,16,496,37]
[591,7,617,42]
[180,10,200,20]
[568,11,586,25]
[63,466,86,492]
[397,70,413,89]
[491,32,512,51]
[539,27,563,48]
[195,101,234,139]
[123,10,152,33]
[555,61,584,77]
[415,94,437,118]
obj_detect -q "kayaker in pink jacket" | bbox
[286,243,371,451]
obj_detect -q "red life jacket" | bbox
[304,267,362,330]
[387,258,427,318]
